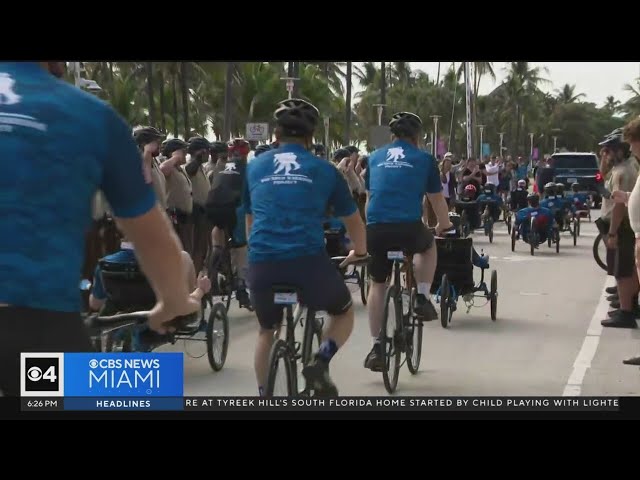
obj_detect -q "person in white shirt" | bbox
[485,155,500,186]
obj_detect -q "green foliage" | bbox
[76,62,640,155]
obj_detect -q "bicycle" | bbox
[379,249,424,394]
[206,226,252,313]
[265,255,370,397]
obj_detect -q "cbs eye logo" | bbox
[24,358,59,392]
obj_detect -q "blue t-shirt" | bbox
[91,248,138,301]
[0,63,156,312]
[515,207,553,231]
[477,193,503,207]
[364,140,441,224]
[567,192,589,209]
[243,144,356,262]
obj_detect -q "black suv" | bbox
[550,152,603,207]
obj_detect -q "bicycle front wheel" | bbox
[593,233,607,272]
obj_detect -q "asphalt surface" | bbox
[158,213,640,396]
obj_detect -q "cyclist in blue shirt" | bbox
[0,62,199,396]
[553,182,576,229]
[476,182,503,223]
[514,194,554,244]
[243,98,367,396]
[566,182,590,211]
[363,111,452,371]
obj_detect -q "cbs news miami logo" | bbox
[20,352,183,398]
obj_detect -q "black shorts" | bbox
[206,204,236,235]
[0,307,94,397]
[367,221,434,283]
[247,253,352,330]
[606,228,635,279]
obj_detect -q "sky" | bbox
[405,62,640,106]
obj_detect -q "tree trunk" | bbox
[146,62,156,127]
[172,68,179,137]
[380,62,386,124]
[158,68,166,133]
[345,61,352,145]
[436,62,441,85]
[223,62,233,142]
[293,62,300,98]
[180,62,189,139]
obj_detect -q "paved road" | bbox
[159,215,640,396]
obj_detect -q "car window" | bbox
[551,155,598,169]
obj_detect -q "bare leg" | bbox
[254,328,275,395]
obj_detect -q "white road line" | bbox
[562,277,614,396]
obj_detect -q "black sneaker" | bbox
[302,355,338,397]
[606,294,619,302]
[605,286,618,295]
[622,355,640,366]
[364,343,384,372]
[610,300,620,309]
[236,288,253,310]
[414,294,437,321]
[601,310,638,329]
[608,307,640,318]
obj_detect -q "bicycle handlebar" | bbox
[330,255,371,267]
[84,311,199,334]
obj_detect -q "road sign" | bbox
[245,123,269,141]
[369,126,391,149]
[482,143,491,156]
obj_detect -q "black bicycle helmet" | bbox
[313,144,326,156]
[571,182,581,192]
[333,148,350,162]
[187,136,211,154]
[448,212,462,234]
[133,126,165,146]
[274,98,320,137]
[210,141,228,154]
[599,131,624,146]
[483,183,497,196]
[543,182,556,196]
[527,193,540,207]
[389,111,423,137]
[254,144,272,157]
[161,138,188,157]
[555,183,565,195]
[345,145,359,155]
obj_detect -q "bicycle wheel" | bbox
[207,302,229,372]
[265,339,295,397]
[490,270,498,321]
[555,229,560,253]
[440,274,450,329]
[405,288,422,375]
[360,264,369,305]
[506,213,512,235]
[381,286,402,394]
[301,309,321,368]
[511,225,516,252]
[576,217,581,237]
[488,220,494,243]
[593,233,607,271]
[572,219,577,246]
[460,211,470,238]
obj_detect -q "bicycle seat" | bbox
[271,284,300,305]
[99,261,156,312]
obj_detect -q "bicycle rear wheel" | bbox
[381,286,402,394]
[593,233,607,271]
[265,339,295,397]
[301,309,321,367]
[406,290,422,375]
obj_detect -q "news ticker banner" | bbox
[18,352,624,412]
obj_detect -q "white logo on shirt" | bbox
[386,147,405,162]
[379,146,413,169]
[274,153,301,175]
[261,152,311,186]
[223,162,239,174]
[0,73,20,105]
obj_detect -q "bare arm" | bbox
[426,191,453,231]
[340,210,367,255]
[115,205,192,316]
[88,295,105,311]
[246,213,253,238]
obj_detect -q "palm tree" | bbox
[623,78,640,118]
[604,95,621,114]
[146,62,156,127]
[355,62,378,88]
[555,84,585,104]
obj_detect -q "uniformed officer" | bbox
[160,138,194,255]
[185,136,212,274]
